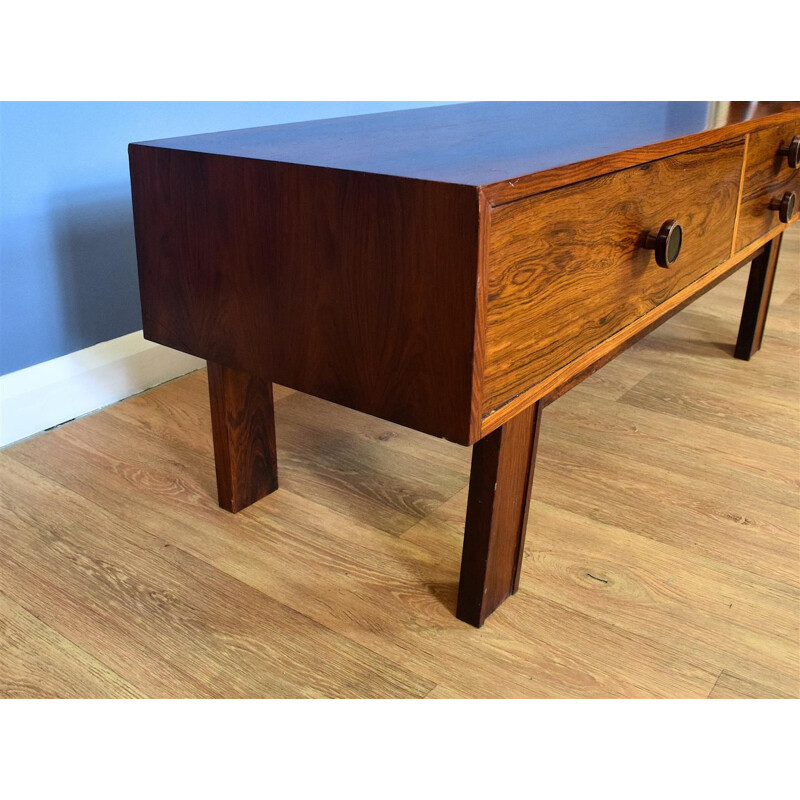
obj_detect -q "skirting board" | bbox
[0,331,204,448]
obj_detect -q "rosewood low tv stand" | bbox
[129,102,800,627]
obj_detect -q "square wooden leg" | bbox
[456,402,542,627]
[735,234,782,361]
[207,361,278,513]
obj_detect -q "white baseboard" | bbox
[0,331,204,448]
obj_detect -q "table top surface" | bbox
[133,101,785,187]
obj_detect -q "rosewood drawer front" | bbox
[481,138,745,418]
[736,121,800,251]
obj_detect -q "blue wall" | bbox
[0,101,452,376]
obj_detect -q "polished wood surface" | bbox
[2,226,797,697]
[131,103,720,186]
[131,106,800,447]
[481,106,800,206]
[539,247,766,407]
[208,361,278,512]
[458,402,542,626]
[478,226,791,438]
[482,139,744,417]
[735,235,783,360]
[135,102,799,200]
[130,146,478,443]
[736,120,800,250]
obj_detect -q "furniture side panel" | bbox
[129,146,480,444]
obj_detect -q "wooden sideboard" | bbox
[129,102,800,627]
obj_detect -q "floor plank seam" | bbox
[707,669,725,698]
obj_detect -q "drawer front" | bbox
[736,121,800,250]
[482,138,744,418]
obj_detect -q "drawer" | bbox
[481,138,744,418]
[736,121,800,250]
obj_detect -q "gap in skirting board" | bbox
[0,331,204,448]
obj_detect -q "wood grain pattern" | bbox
[539,247,765,408]
[728,132,750,259]
[131,107,800,453]
[107,369,467,536]
[619,365,800,450]
[135,103,800,195]
[0,590,141,699]
[0,453,432,699]
[482,107,800,206]
[130,146,479,444]
[736,121,800,250]
[207,361,278,512]
[513,502,799,697]
[482,139,745,418]
[708,670,794,699]
[7,399,702,699]
[457,402,541,626]
[468,190,492,442]
[539,399,799,592]
[735,235,783,360]
[1,222,798,698]
[478,223,795,438]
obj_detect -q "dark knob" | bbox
[778,135,800,169]
[769,191,796,224]
[644,220,682,268]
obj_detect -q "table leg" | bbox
[207,361,278,513]
[735,234,782,361]
[457,402,542,627]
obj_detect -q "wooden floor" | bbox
[2,229,798,699]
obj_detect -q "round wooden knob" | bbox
[769,191,796,224]
[778,135,800,170]
[644,220,682,268]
